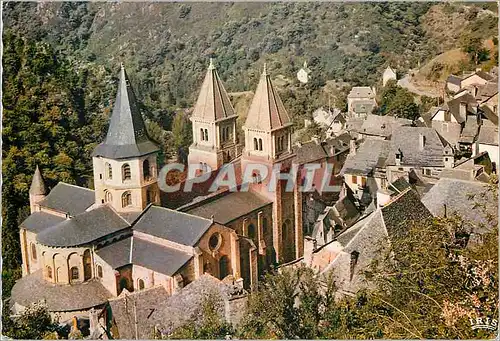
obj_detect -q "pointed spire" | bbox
[191,58,236,122]
[30,165,48,195]
[244,68,292,132]
[92,64,159,159]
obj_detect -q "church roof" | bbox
[184,191,272,224]
[20,212,66,234]
[244,65,292,132]
[96,236,192,276]
[133,205,213,246]
[29,165,47,195]
[10,270,112,312]
[36,205,130,247]
[92,65,159,159]
[191,59,237,122]
[38,182,95,216]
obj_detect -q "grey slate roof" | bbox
[92,65,159,159]
[10,270,112,312]
[385,127,445,167]
[37,205,130,247]
[348,87,375,99]
[108,286,171,339]
[360,114,412,139]
[96,237,132,269]
[477,125,499,146]
[459,116,479,144]
[110,274,245,339]
[184,191,272,225]
[422,178,496,234]
[29,165,48,195]
[446,75,462,86]
[20,212,66,234]
[96,236,192,276]
[134,205,213,246]
[133,237,192,276]
[446,93,477,124]
[480,104,499,125]
[340,139,391,176]
[293,135,350,165]
[38,182,95,216]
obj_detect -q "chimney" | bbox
[349,140,356,155]
[459,102,467,117]
[419,133,426,151]
[395,148,403,166]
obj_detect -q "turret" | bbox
[29,165,48,213]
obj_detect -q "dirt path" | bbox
[397,73,440,98]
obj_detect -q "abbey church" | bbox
[11,60,339,322]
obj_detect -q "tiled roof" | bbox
[37,205,130,247]
[244,66,292,131]
[347,86,375,99]
[133,205,213,246]
[96,236,192,276]
[446,75,462,86]
[340,139,390,176]
[29,165,47,195]
[293,135,350,165]
[108,286,170,339]
[446,93,477,124]
[95,237,131,269]
[20,212,66,234]
[191,59,237,122]
[459,116,479,143]
[360,114,412,138]
[92,65,159,159]
[10,270,112,312]
[385,127,445,167]
[184,191,272,225]
[477,125,499,146]
[132,237,192,276]
[480,104,498,125]
[422,178,496,234]
[38,182,95,216]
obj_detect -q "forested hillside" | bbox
[1,2,497,283]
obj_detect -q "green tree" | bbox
[3,303,59,339]
[376,81,419,120]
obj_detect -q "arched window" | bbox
[97,265,103,278]
[254,138,258,150]
[204,129,209,141]
[105,190,113,203]
[219,255,230,280]
[30,243,37,260]
[138,279,145,290]
[143,159,151,180]
[122,191,132,207]
[46,266,52,279]
[106,163,113,179]
[122,164,131,181]
[258,138,263,151]
[83,249,92,281]
[262,218,269,236]
[200,128,205,141]
[247,224,256,240]
[70,267,79,281]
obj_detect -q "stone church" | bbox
[11,60,324,322]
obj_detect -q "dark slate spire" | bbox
[92,64,159,159]
[30,165,48,195]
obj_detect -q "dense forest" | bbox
[1,2,497,300]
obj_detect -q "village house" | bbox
[309,107,346,137]
[347,86,377,118]
[297,61,311,84]
[446,70,495,93]
[358,114,412,140]
[382,66,397,87]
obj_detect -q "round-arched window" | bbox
[208,233,222,251]
[97,265,103,278]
